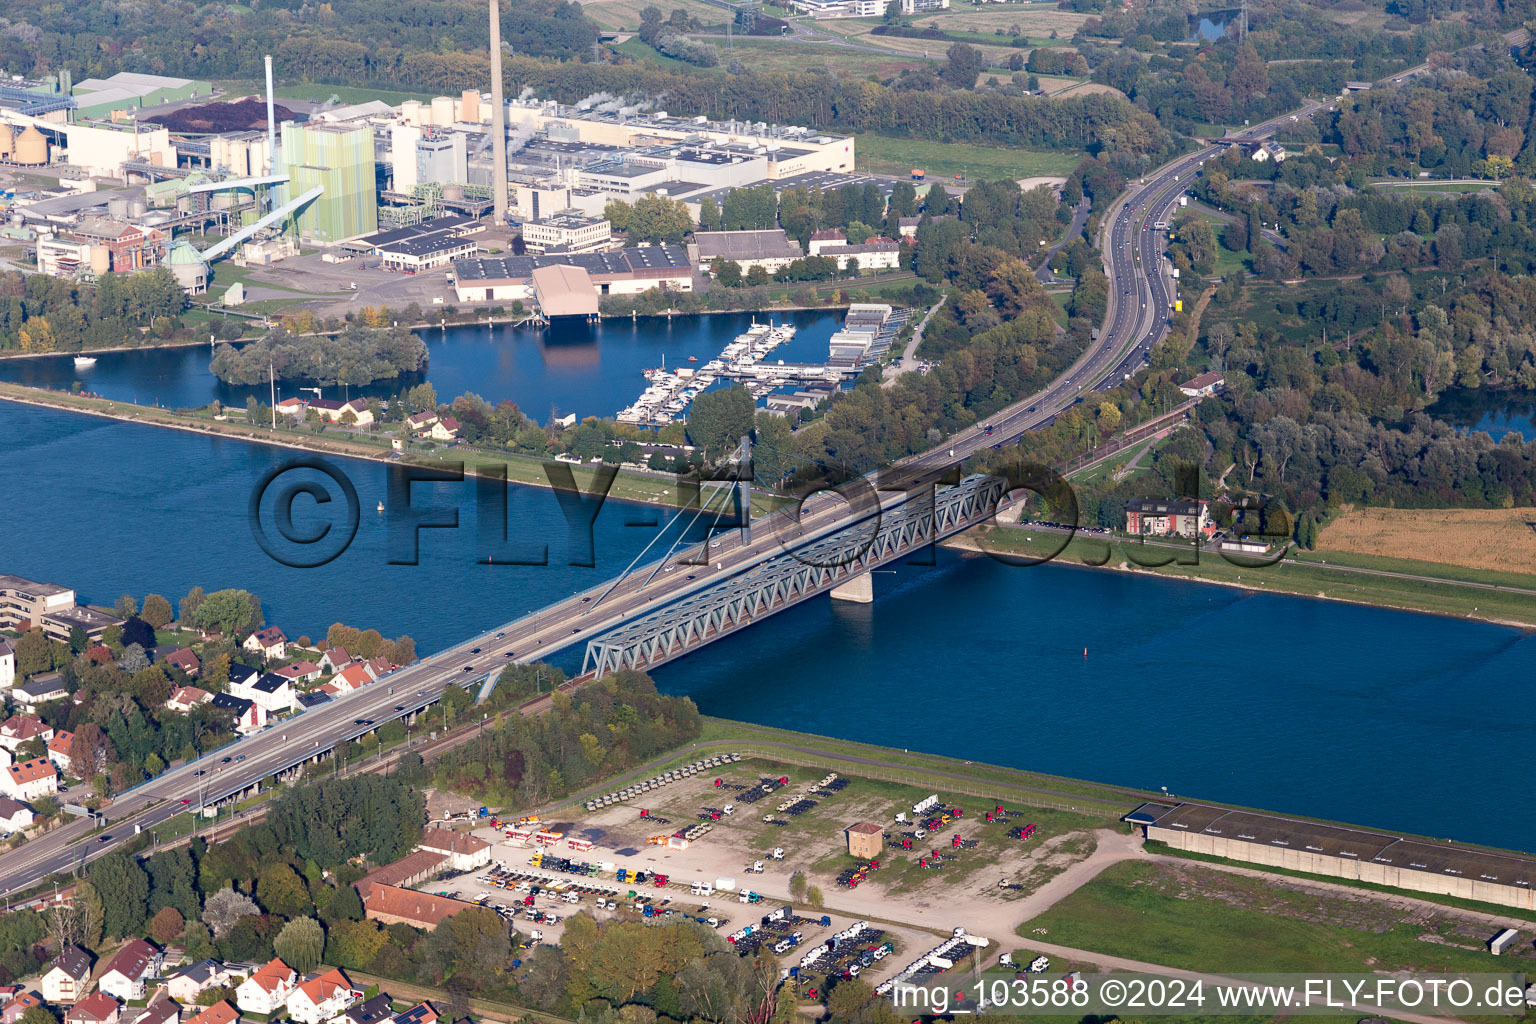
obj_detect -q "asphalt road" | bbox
[0,104,1325,900]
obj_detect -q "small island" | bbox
[210,323,428,385]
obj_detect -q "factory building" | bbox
[278,121,378,243]
[521,211,611,255]
[71,72,211,121]
[451,247,692,303]
[415,130,468,189]
[1128,803,1536,912]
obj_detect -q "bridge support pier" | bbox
[829,572,874,604]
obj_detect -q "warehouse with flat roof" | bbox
[1127,802,1536,911]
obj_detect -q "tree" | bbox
[274,917,325,974]
[257,864,312,918]
[120,643,150,673]
[86,853,149,939]
[178,587,206,626]
[712,259,743,287]
[14,629,55,678]
[806,884,824,908]
[788,871,807,900]
[140,594,174,628]
[149,907,184,945]
[19,1007,58,1024]
[685,386,755,458]
[114,595,139,618]
[203,888,260,939]
[193,589,264,636]
[120,616,156,650]
[942,43,985,88]
[69,724,116,780]
[698,196,721,232]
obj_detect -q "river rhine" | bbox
[0,319,1530,853]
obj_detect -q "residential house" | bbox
[235,959,296,1016]
[1177,371,1225,398]
[161,648,201,676]
[1124,498,1210,538]
[339,399,374,428]
[228,672,296,715]
[362,885,468,929]
[295,691,330,709]
[405,411,437,432]
[319,648,352,674]
[163,960,229,1004]
[97,939,164,1002]
[416,827,491,871]
[428,417,460,442]
[184,1002,239,1024]
[2,758,58,801]
[210,693,267,736]
[273,661,322,685]
[226,664,258,691]
[65,992,121,1024]
[125,998,179,1024]
[0,639,12,691]
[0,990,20,1013]
[806,229,847,255]
[242,627,287,660]
[0,797,34,834]
[285,969,358,1024]
[0,714,53,752]
[818,238,900,272]
[165,686,213,713]
[333,664,372,692]
[364,657,394,679]
[274,396,306,419]
[46,730,73,774]
[391,1004,439,1024]
[1,993,44,1024]
[342,994,394,1024]
[41,945,93,1004]
[10,675,69,714]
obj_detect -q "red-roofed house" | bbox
[333,664,372,692]
[2,992,44,1024]
[0,714,53,752]
[417,827,492,871]
[364,657,394,679]
[235,959,296,1016]
[46,730,73,773]
[428,417,461,442]
[161,649,201,676]
[274,661,322,684]
[126,997,179,1024]
[363,885,469,929]
[319,648,351,674]
[165,686,213,713]
[65,992,121,1024]
[243,627,287,660]
[2,758,57,801]
[286,969,359,1024]
[97,939,163,1001]
[184,1002,238,1024]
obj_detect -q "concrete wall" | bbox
[1148,826,1536,912]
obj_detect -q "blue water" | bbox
[1,400,1533,852]
[1188,15,1230,41]
[0,309,846,423]
[1427,388,1536,441]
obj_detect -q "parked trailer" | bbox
[715,877,737,892]
[1490,928,1519,955]
[567,838,595,853]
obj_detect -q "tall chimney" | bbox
[489,0,509,224]
[264,54,277,174]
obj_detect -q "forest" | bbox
[0,269,193,354]
[211,323,428,386]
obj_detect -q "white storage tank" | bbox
[431,96,455,126]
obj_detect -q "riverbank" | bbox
[943,524,1536,629]
[0,380,726,512]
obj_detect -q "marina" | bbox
[619,320,799,425]
[617,305,913,426]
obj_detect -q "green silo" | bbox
[278,121,378,243]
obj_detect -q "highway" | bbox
[0,105,1318,900]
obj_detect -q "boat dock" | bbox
[617,320,798,426]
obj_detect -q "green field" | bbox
[962,524,1536,627]
[856,134,1081,181]
[1023,860,1532,976]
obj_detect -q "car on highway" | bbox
[354,719,373,726]
[221,757,232,764]
[471,647,481,654]
[394,704,406,711]
[504,651,516,658]
[418,689,427,696]
[463,665,474,672]
[98,834,112,842]
[235,755,245,762]
[194,769,205,776]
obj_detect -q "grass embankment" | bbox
[856,135,1081,182]
[953,524,1536,628]
[1023,860,1536,977]
[1317,505,1536,575]
[0,382,756,514]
